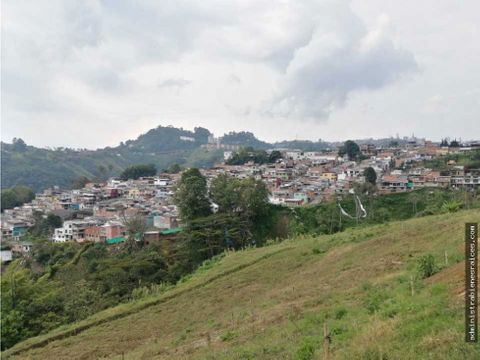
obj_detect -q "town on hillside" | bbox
[1,136,480,261]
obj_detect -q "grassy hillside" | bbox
[3,210,480,359]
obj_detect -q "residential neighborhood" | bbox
[1,136,479,260]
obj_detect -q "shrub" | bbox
[334,308,347,320]
[441,200,461,213]
[417,254,437,279]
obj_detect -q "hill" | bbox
[1,126,333,192]
[4,209,480,359]
[1,126,220,191]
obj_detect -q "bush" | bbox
[441,200,461,213]
[417,254,437,279]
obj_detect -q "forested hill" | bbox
[1,126,331,192]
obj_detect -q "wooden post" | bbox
[444,250,448,266]
[410,275,415,296]
[323,322,330,360]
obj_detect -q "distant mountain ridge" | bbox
[1,124,403,191]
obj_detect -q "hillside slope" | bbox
[4,210,480,359]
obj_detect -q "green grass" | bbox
[3,210,480,359]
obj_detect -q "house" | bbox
[11,241,33,255]
[0,220,29,241]
[380,175,410,193]
[1,250,13,262]
[53,219,100,243]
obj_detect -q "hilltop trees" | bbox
[120,164,157,180]
[11,138,27,152]
[338,140,360,161]
[226,147,283,165]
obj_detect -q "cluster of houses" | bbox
[1,176,182,260]
[202,140,480,206]
[1,136,479,261]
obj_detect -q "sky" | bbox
[2,0,479,149]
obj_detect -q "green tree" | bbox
[121,213,147,251]
[165,163,182,174]
[338,140,360,161]
[11,138,27,152]
[1,266,65,350]
[268,150,283,163]
[226,147,271,165]
[1,186,35,211]
[236,177,269,219]
[449,139,460,147]
[120,164,157,180]
[363,167,377,185]
[174,213,252,276]
[209,174,239,213]
[174,168,212,222]
[30,212,63,237]
[210,175,269,219]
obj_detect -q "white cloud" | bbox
[1,0,478,147]
[267,12,417,119]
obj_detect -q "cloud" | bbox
[1,0,433,148]
[267,13,418,119]
[157,78,192,89]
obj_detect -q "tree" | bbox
[268,150,282,163]
[338,140,360,161]
[236,177,269,219]
[226,147,270,165]
[120,164,157,180]
[121,213,147,251]
[209,175,269,220]
[174,168,212,222]
[30,212,63,237]
[1,186,35,211]
[11,138,27,152]
[193,127,211,143]
[209,174,239,213]
[165,163,182,174]
[449,139,460,147]
[174,213,252,276]
[363,167,377,185]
